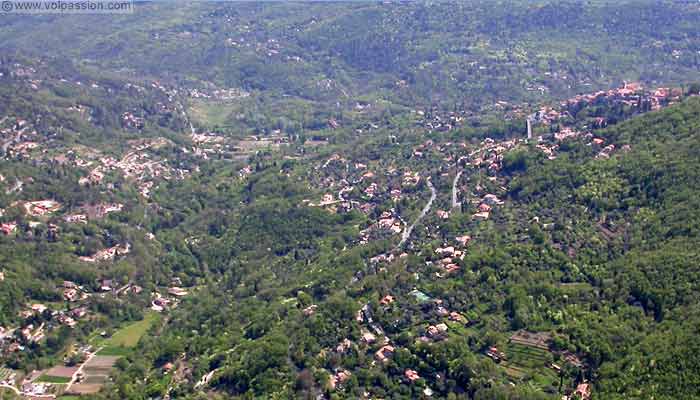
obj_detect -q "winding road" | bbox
[396,178,436,249]
[451,169,463,209]
[0,384,21,396]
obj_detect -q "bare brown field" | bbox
[84,355,120,368]
[83,375,108,384]
[68,383,103,394]
[45,365,78,378]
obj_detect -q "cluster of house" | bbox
[412,139,439,159]
[535,141,559,160]
[376,210,404,234]
[413,109,468,133]
[23,200,61,217]
[21,304,86,330]
[74,278,143,299]
[421,323,449,342]
[553,127,581,142]
[62,281,89,303]
[189,131,235,160]
[369,252,409,266]
[151,278,189,312]
[302,83,656,397]
[328,369,351,390]
[75,140,190,198]
[359,209,404,245]
[471,193,504,221]
[78,168,105,186]
[63,202,124,225]
[468,137,520,175]
[121,112,145,129]
[560,82,681,113]
[525,83,685,151]
[403,170,421,186]
[188,87,250,101]
[0,301,91,355]
[432,236,470,276]
[20,321,46,343]
[79,243,131,263]
[313,157,378,215]
[114,150,186,182]
[354,302,398,367]
[325,287,474,394]
[0,117,42,159]
[563,382,591,400]
[191,133,225,146]
[127,137,173,152]
[308,193,341,208]
[301,304,318,316]
[189,132,288,161]
[226,36,283,58]
[3,279,145,353]
[0,202,62,237]
[21,381,50,396]
[21,279,148,339]
[151,285,189,312]
[593,139,630,160]
[0,328,23,355]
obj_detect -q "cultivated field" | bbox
[44,366,78,379]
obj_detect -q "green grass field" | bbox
[37,374,71,384]
[189,99,238,128]
[97,312,160,351]
[96,346,132,357]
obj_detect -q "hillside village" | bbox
[182,81,692,399]
[0,33,699,398]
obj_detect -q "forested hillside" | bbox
[78,96,699,400]
[1,1,699,134]
[0,1,699,399]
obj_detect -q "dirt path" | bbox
[64,346,103,392]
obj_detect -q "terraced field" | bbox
[0,367,15,382]
[501,343,559,388]
[506,343,552,368]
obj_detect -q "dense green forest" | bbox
[0,1,699,399]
